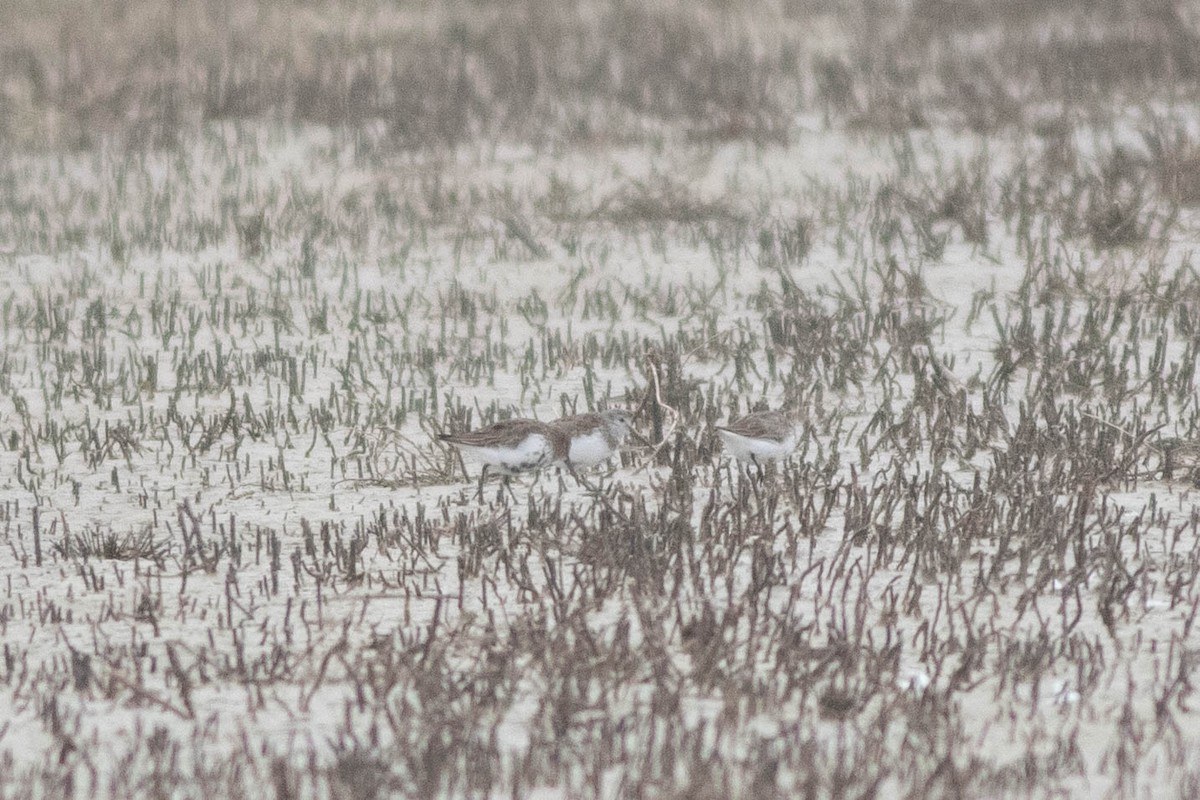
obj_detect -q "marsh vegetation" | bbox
[2,0,1200,797]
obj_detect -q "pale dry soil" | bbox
[1,117,1199,798]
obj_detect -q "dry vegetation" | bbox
[3,0,1200,798]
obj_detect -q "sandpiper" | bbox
[550,409,635,469]
[438,418,568,499]
[715,409,798,466]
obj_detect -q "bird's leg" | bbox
[736,463,752,505]
[502,476,519,504]
[564,459,583,486]
[752,462,767,506]
[602,458,624,488]
[567,461,632,525]
[567,461,601,494]
[719,458,735,494]
[476,465,488,503]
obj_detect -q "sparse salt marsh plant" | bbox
[51,523,170,566]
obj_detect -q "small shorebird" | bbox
[715,409,798,468]
[550,409,635,469]
[438,418,568,500]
